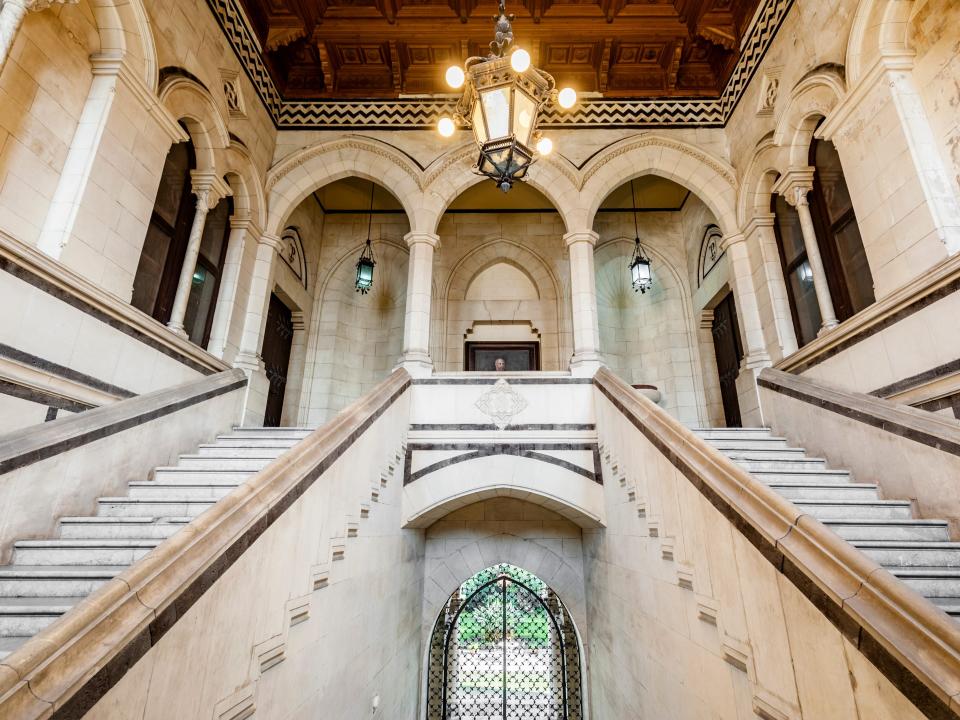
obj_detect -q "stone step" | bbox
[97,497,216,518]
[716,447,809,460]
[152,468,253,484]
[213,437,302,448]
[12,540,160,566]
[768,483,880,502]
[733,458,829,472]
[823,519,951,543]
[195,444,290,458]
[128,481,239,500]
[232,426,314,433]
[59,517,189,540]
[0,635,28,662]
[930,598,960,617]
[795,500,913,521]
[222,429,312,440]
[692,428,773,440]
[697,438,790,450]
[749,469,852,484]
[892,568,960,598]
[0,565,124,597]
[854,542,960,568]
[0,597,81,636]
[175,455,276,471]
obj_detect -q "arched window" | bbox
[427,564,583,720]
[772,136,875,348]
[772,193,821,347]
[182,195,233,347]
[131,136,196,323]
[808,137,875,319]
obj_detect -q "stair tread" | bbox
[889,567,960,577]
[853,541,960,548]
[795,500,910,506]
[0,597,84,612]
[60,516,191,524]
[15,539,162,548]
[824,518,948,525]
[0,565,127,577]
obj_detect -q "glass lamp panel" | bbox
[512,89,537,147]
[471,102,487,145]
[356,259,374,291]
[481,86,511,140]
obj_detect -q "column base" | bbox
[396,352,433,378]
[167,321,188,338]
[569,352,602,378]
[734,353,772,428]
[817,321,839,336]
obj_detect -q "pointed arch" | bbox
[158,75,230,173]
[773,66,847,167]
[578,135,739,236]
[846,0,914,86]
[419,142,580,234]
[265,137,422,236]
[222,141,266,229]
[737,132,786,226]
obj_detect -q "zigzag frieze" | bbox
[206,0,789,128]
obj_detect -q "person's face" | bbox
[495,358,506,371]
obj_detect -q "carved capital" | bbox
[190,170,232,210]
[772,167,815,208]
[563,230,599,248]
[404,231,440,250]
[259,233,285,253]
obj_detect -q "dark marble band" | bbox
[0,379,94,415]
[595,375,959,720]
[409,423,596,431]
[405,442,601,484]
[869,357,960,400]
[758,370,960,458]
[412,377,595,385]
[0,342,135,399]
[0,256,219,376]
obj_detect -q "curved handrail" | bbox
[594,366,960,718]
[0,368,411,718]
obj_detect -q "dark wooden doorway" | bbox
[464,342,540,371]
[711,292,744,428]
[262,293,294,427]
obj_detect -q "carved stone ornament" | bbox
[475,379,528,430]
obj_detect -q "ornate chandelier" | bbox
[438,0,577,192]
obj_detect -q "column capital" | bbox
[742,213,776,237]
[229,215,263,238]
[563,230,599,248]
[190,170,232,209]
[88,50,124,76]
[258,233,285,253]
[719,232,746,252]
[772,167,815,208]
[404,231,440,249]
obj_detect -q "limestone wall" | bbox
[588,385,931,720]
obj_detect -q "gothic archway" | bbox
[426,564,583,720]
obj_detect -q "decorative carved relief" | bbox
[756,68,781,116]
[698,224,725,286]
[221,69,246,118]
[475,379,529,430]
[280,227,308,289]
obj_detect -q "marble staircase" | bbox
[0,427,315,662]
[695,427,960,619]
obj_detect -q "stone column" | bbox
[167,172,231,336]
[564,230,601,376]
[774,168,839,334]
[206,216,259,360]
[399,231,439,377]
[720,232,771,426]
[234,233,284,426]
[283,310,307,425]
[0,0,77,75]
[743,213,798,360]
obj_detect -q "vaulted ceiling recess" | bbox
[215,0,791,127]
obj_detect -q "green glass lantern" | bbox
[355,182,377,294]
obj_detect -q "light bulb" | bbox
[557,87,577,109]
[437,116,456,137]
[445,65,465,89]
[536,137,553,155]
[510,48,531,73]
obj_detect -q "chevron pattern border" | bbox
[206,0,794,129]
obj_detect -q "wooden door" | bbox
[711,292,744,428]
[261,293,294,427]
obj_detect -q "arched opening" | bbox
[426,563,583,720]
[592,176,714,426]
[131,135,197,324]
[437,181,567,372]
[183,193,233,347]
[808,136,875,319]
[772,189,821,347]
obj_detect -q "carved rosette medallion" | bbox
[475,379,528,430]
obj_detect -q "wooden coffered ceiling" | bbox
[236,0,763,100]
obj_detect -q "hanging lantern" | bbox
[627,178,652,294]
[355,182,377,294]
[438,0,576,191]
[629,238,652,294]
